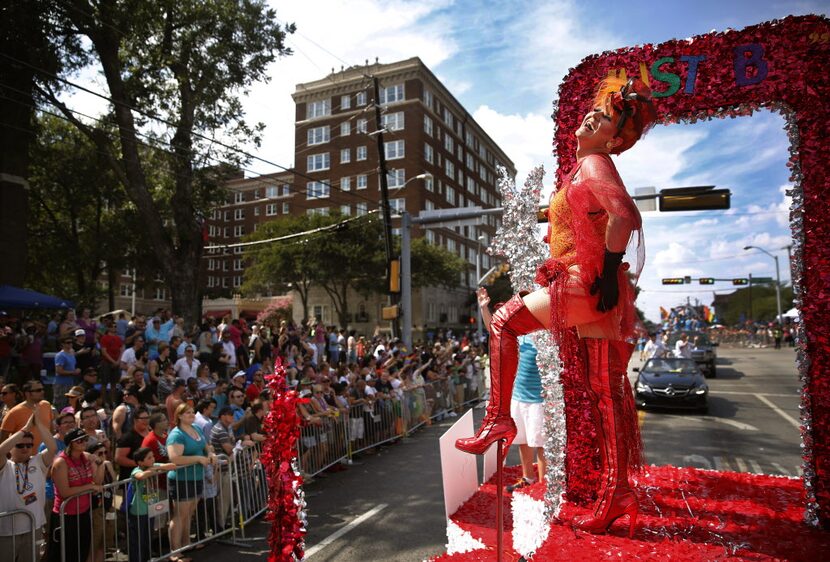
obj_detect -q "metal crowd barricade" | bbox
[0,509,38,562]
[296,411,349,478]
[229,443,269,535]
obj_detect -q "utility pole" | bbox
[371,75,398,338]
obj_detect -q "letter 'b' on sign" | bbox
[733,43,769,86]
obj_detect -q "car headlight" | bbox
[635,381,652,394]
[694,384,708,395]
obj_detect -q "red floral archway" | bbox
[553,14,830,527]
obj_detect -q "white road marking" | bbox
[304,503,388,559]
[714,456,731,471]
[753,394,801,429]
[770,462,791,476]
[734,457,748,473]
[748,459,763,474]
[699,416,758,431]
[715,390,797,398]
[682,454,712,469]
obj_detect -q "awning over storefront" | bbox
[204,309,231,319]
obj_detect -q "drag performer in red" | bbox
[456,77,656,537]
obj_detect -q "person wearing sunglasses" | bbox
[0,413,56,562]
[0,383,24,426]
[0,381,54,449]
[455,77,657,537]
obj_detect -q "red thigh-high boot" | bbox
[573,339,641,538]
[455,293,544,455]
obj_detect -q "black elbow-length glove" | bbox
[589,249,625,312]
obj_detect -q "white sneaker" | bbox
[447,411,458,417]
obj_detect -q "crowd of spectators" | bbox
[0,307,488,562]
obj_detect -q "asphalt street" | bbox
[194,346,804,561]
[633,346,802,476]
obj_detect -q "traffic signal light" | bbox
[389,259,400,293]
[699,278,715,285]
[662,278,685,285]
[732,278,749,285]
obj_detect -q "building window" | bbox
[424,115,433,136]
[466,130,474,147]
[119,284,133,297]
[234,208,244,220]
[443,133,453,153]
[223,227,229,238]
[356,91,367,105]
[154,287,166,301]
[340,204,351,216]
[390,198,405,213]
[442,107,453,126]
[340,148,350,163]
[387,169,405,188]
[254,206,260,216]
[307,125,330,145]
[307,153,330,172]
[234,259,243,271]
[282,202,290,214]
[466,176,475,194]
[357,175,367,189]
[207,276,215,288]
[233,276,242,288]
[307,99,331,119]
[307,181,330,199]
[385,140,404,160]
[446,186,456,205]
[447,238,456,252]
[222,260,229,272]
[356,119,367,133]
[341,177,351,191]
[356,146,367,161]
[424,89,433,108]
[340,121,351,136]
[356,202,367,216]
[233,225,244,237]
[425,200,435,211]
[445,159,455,178]
[307,207,329,216]
[382,112,404,131]
[424,143,433,164]
[234,192,244,204]
[457,144,463,161]
[222,277,229,289]
[379,84,404,104]
[282,184,291,196]
[425,176,434,192]
[266,185,279,198]
[466,153,474,170]
[208,259,215,271]
[223,210,230,222]
[266,203,278,216]
[341,94,351,109]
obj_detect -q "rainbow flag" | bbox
[703,305,715,323]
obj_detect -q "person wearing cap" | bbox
[0,381,54,449]
[64,385,85,414]
[0,412,56,562]
[173,344,200,382]
[230,369,247,394]
[48,427,105,562]
[72,327,98,374]
[165,379,187,425]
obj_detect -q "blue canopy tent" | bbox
[0,285,74,310]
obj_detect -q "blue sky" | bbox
[63,0,825,322]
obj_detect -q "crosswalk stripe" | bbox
[770,462,790,476]
[748,459,762,474]
[713,456,731,471]
[734,457,748,473]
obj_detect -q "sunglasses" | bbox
[15,443,34,449]
[28,388,44,393]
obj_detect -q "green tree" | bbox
[25,114,134,308]
[34,0,294,325]
[716,284,794,325]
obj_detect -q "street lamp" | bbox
[475,234,486,342]
[743,245,783,324]
[398,172,434,350]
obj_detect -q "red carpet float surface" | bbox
[432,464,829,561]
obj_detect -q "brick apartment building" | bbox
[201,57,516,338]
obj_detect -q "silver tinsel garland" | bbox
[492,165,568,518]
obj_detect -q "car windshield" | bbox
[642,358,699,374]
[667,332,711,347]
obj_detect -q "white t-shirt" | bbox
[174,357,201,381]
[644,339,666,359]
[674,340,692,359]
[0,453,48,535]
[120,347,139,377]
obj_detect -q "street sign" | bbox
[752,277,774,284]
